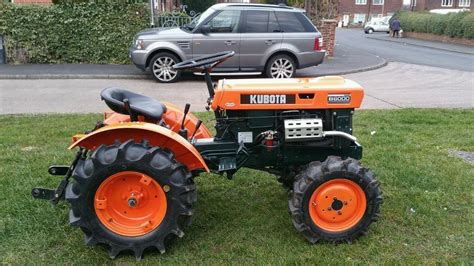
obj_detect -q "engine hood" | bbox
[136,27,187,39]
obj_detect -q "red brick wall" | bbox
[414,0,472,11]
[13,0,52,4]
[319,19,337,57]
[338,0,402,24]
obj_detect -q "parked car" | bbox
[364,17,390,34]
[130,3,325,82]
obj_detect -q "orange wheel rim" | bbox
[309,179,366,232]
[94,171,167,237]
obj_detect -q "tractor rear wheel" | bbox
[289,156,382,244]
[65,140,196,259]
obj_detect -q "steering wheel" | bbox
[173,51,235,71]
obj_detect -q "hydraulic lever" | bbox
[190,120,203,142]
[178,103,191,139]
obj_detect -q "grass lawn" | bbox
[0,109,473,264]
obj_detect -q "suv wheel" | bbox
[368,28,374,34]
[150,52,181,83]
[265,55,296,79]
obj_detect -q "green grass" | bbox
[0,109,473,264]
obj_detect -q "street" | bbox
[0,29,472,114]
[336,28,474,72]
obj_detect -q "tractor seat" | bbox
[100,87,166,120]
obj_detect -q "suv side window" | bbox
[207,10,241,33]
[244,10,281,33]
[275,11,317,33]
[245,10,269,33]
[268,11,281,33]
[275,11,305,32]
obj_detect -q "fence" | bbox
[154,10,199,28]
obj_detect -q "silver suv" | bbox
[130,3,325,83]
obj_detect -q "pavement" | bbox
[0,43,386,80]
[0,28,472,114]
[1,62,472,114]
[366,34,474,55]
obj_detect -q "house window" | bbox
[441,0,453,6]
[373,0,384,5]
[459,0,470,6]
[353,13,366,23]
[355,0,367,5]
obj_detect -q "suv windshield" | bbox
[182,8,215,31]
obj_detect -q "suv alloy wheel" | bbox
[150,52,181,83]
[266,54,296,79]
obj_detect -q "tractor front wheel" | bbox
[65,140,196,259]
[289,156,382,244]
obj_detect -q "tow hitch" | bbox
[32,149,85,204]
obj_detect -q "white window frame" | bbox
[353,13,366,23]
[459,0,470,6]
[441,0,453,6]
[373,0,384,5]
[355,0,367,5]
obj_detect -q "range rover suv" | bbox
[130,3,325,83]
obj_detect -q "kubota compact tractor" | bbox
[33,51,382,259]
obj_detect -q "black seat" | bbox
[100,87,166,120]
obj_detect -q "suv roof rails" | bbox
[216,3,294,10]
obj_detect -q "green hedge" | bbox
[0,2,149,64]
[397,11,474,39]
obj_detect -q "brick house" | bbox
[338,0,402,25]
[412,0,472,11]
[338,0,471,26]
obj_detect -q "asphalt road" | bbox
[1,62,472,114]
[336,28,474,72]
[0,29,472,114]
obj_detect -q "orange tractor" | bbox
[33,51,382,259]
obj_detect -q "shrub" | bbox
[397,11,473,39]
[0,2,149,64]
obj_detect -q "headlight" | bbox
[134,39,145,50]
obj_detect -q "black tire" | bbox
[289,156,382,244]
[368,28,374,34]
[149,52,181,83]
[65,140,196,259]
[265,54,296,79]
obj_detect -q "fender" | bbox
[102,102,212,139]
[69,122,209,172]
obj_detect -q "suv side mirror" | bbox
[200,24,211,35]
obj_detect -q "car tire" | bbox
[368,28,374,34]
[150,52,181,83]
[265,54,296,79]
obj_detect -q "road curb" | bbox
[318,57,388,76]
[0,60,388,80]
[366,36,474,55]
[0,74,148,80]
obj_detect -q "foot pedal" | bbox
[218,157,237,172]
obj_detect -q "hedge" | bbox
[397,11,474,39]
[0,2,149,64]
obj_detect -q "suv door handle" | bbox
[265,40,276,45]
[224,40,236,46]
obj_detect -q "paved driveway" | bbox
[1,62,472,114]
